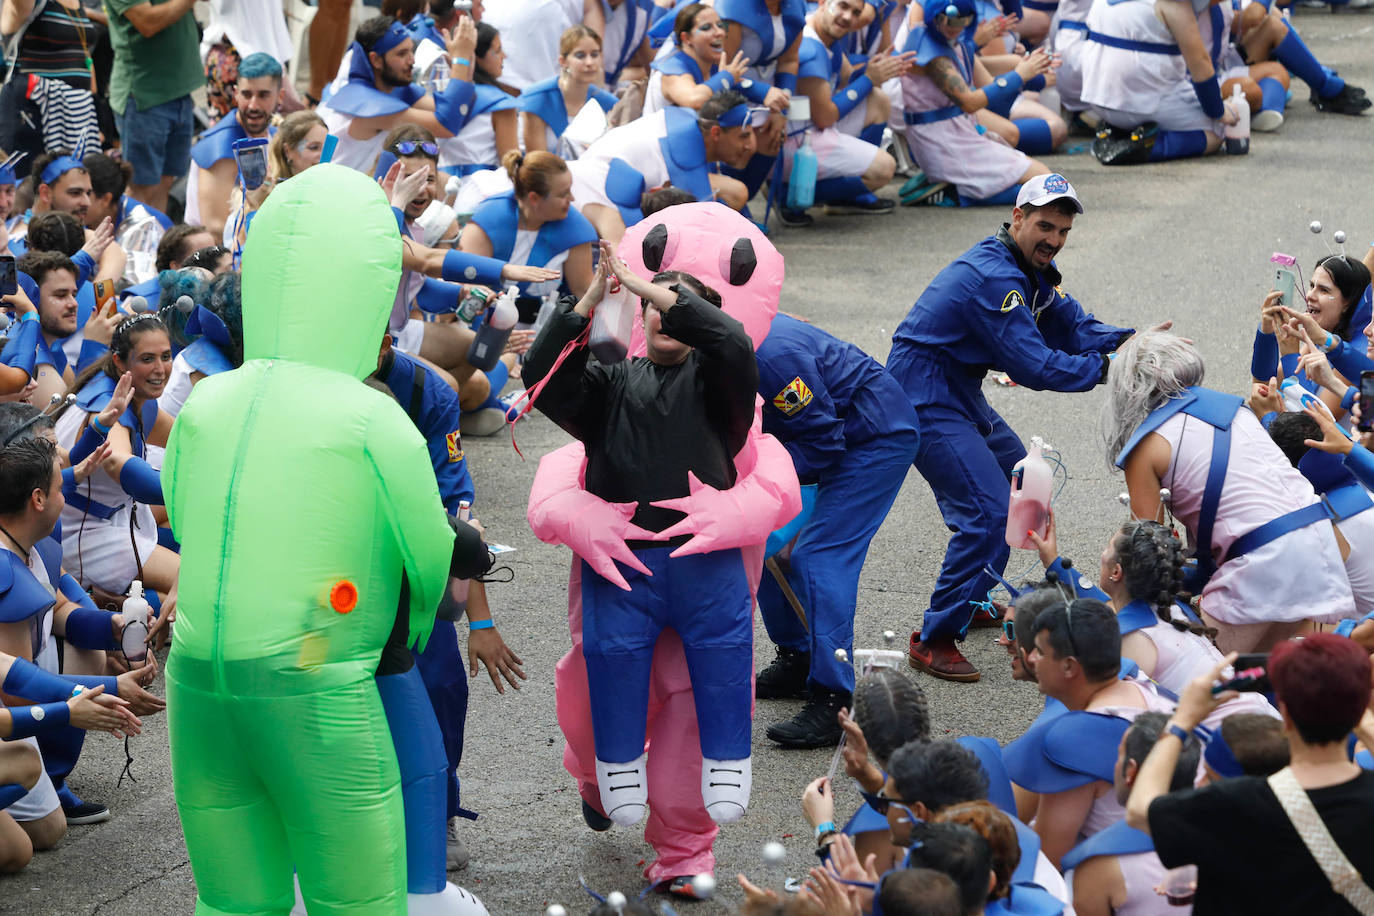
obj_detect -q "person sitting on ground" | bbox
[187,52,283,239]
[906,820,999,916]
[1064,711,1202,916]
[119,224,219,305]
[1201,712,1289,782]
[895,0,1053,207]
[437,22,520,178]
[11,152,126,284]
[644,4,753,116]
[566,88,758,243]
[520,26,622,159]
[1128,636,1374,915]
[81,153,172,287]
[13,251,122,408]
[1103,332,1354,652]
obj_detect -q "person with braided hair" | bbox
[1029,513,1279,724]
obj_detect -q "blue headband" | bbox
[0,166,15,187]
[40,156,84,187]
[1203,731,1244,779]
[370,20,412,56]
[712,104,769,129]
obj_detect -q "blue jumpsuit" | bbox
[378,349,477,826]
[887,225,1130,643]
[755,314,919,693]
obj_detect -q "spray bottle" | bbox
[466,285,518,371]
[589,276,636,364]
[120,580,152,664]
[1005,437,1053,550]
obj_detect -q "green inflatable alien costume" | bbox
[163,165,455,915]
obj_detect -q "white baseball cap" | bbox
[1015,173,1083,213]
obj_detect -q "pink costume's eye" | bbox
[642,222,678,272]
[722,237,757,286]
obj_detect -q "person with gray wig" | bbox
[1102,332,1354,653]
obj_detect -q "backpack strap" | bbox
[1267,767,1374,915]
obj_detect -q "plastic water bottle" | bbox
[1005,437,1053,550]
[1224,84,1250,155]
[589,279,636,364]
[531,293,558,336]
[466,286,518,371]
[787,133,817,212]
[120,580,151,664]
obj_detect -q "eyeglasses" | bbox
[859,788,918,824]
[1000,620,1017,642]
[939,12,974,27]
[392,140,439,157]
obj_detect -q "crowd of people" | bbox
[0,0,1371,913]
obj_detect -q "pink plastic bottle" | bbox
[1005,437,1052,550]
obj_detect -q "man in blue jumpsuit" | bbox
[887,173,1133,683]
[755,314,919,747]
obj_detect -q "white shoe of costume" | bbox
[292,877,491,914]
[596,754,649,826]
[701,756,751,824]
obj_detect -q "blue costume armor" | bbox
[469,191,598,301]
[517,75,619,153]
[754,314,918,695]
[887,225,1130,650]
[190,110,275,170]
[601,0,655,85]
[599,107,717,228]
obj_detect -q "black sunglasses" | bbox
[393,140,439,156]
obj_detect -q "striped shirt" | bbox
[16,0,95,91]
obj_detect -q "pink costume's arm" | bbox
[650,400,803,557]
[527,441,658,591]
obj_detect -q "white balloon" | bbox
[883,630,896,645]
[1310,220,1323,234]
[691,874,717,899]
[544,907,568,916]
[606,891,627,908]
[762,840,786,864]
[1334,230,1347,244]
[834,648,848,663]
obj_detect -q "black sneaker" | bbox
[755,647,810,700]
[1311,84,1372,115]
[825,195,895,215]
[581,798,613,832]
[1092,122,1157,165]
[778,207,814,227]
[764,686,852,749]
[63,800,111,825]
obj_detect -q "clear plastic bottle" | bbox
[121,580,152,664]
[1224,84,1250,155]
[465,285,518,371]
[589,279,636,364]
[1005,438,1053,550]
[531,293,558,336]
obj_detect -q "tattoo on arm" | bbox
[928,56,970,101]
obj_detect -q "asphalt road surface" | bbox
[6,11,1373,913]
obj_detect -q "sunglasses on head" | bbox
[1001,620,1017,642]
[392,140,439,157]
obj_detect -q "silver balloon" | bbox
[1310,220,1323,234]
[834,648,848,663]
[691,874,717,899]
[762,840,786,865]
[606,891,627,909]
[1334,230,1347,244]
[1117,492,1131,506]
[883,629,896,645]
[127,295,150,314]
[544,907,568,916]
[0,312,9,330]
[175,294,195,314]
[1159,488,1172,504]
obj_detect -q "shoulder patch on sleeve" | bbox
[772,377,813,417]
[446,430,465,463]
[1001,290,1025,312]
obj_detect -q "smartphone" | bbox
[1274,265,1298,310]
[93,278,116,312]
[0,255,14,297]
[1214,653,1271,695]
[320,133,338,164]
[232,137,269,191]
[1359,371,1374,432]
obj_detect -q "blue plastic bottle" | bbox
[787,133,817,211]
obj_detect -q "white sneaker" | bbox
[596,754,648,826]
[1252,109,1285,132]
[701,756,751,824]
[447,818,471,870]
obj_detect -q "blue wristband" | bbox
[3,656,81,702]
[1191,77,1224,119]
[391,206,408,237]
[441,248,505,287]
[433,75,478,135]
[118,456,163,505]
[19,310,37,323]
[776,71,798,93]
[815,820,837,840]
[704,70,735,93]
[1024,74,1046,92]
[1165,723,1191,743]
[69,421,107,466]
[453,56,471,67]
[6,702,71,739]
[468,618,494,631]
[1343,385,1359,411]
[832,74,874,119]
[63,606,120,651]
[981,71,1024,118]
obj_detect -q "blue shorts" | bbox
[116,95,194,186]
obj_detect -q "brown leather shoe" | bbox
[908,632,980,682]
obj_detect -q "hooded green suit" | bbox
[163,166,456,916]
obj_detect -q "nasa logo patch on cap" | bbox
[1043,173,1069,194]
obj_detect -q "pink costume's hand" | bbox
[648,426,801,558]
[527,443,657,590]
